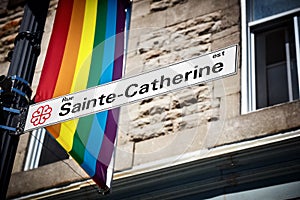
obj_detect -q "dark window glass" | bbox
[250,0,300,21]
[265,29,286,65]
[254,19,299,109]
[267,63,289,105]
[38,132,69,167]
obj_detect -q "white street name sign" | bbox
[24,45,238,131]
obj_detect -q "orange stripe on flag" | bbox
[53,0,86,97]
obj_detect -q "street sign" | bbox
[24,45,238,131]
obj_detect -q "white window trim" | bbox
[241,1,300,114]
[294,16,300,96]
[241,0,250,114]
[24,128,46,171]
[248,8,300,27]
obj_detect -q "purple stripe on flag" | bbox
[113,0,126,80]
[95,108,120,186]
[93,0,127,187]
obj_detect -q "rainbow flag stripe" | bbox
[35,0,130,189]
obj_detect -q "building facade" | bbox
[0,0,299,199]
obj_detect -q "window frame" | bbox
[24,128,46,171]
[241,1,300,114]
[24,128,69,171]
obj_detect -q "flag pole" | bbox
[0,0,50,198]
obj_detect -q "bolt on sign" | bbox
[25,45,238,131]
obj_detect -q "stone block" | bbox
[130,10,167,34]
[164,108,184,121]
[12,151,25,173]
[0,61,9,75]
[0,32,17,45]
[139,29,170,50]
[129,121,167,141]
[114,142,134,171]
[6,10,23,22]
[203,120,227,148]
[8,159,89,198]
[195,84,213,101]
[177,22,215,37]
[125,54,144,76]
[133,125,208,166]
[185,0,229,21]
[143,52,181,70]
[166,1,190,27]
[166,0,225,27]
[142,49,169,61]
[12,134,30,173]
[228,0,239,7]
[127,35,139,55]
[219,93,240,120]
[150,0,169,12]
[139,95,171,115]
[182,100,217,115]
[117,107,135,144]
[173,112,206,130]
[182,103,201,115]
[220,4,240,30]
[282,101,300,129]
[211,25,239,41]
[170,87,200,107]
[211,31,240,51]
[179,44,211,58]
[213,68,241,98]
[131,0,151,19]
[189,33,212,46]
[212,104,290,147]
[121,103,141,123]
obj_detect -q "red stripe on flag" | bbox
[35,0,74,102]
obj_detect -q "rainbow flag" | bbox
[35,0,131,190]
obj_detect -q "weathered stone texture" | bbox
[8,159,89,198]
[134,125,208,166]
[12,134,30,173]
[122,0,242,167]
[137,11,222,71]
[213,101,300,147]
[124,84,220,142]
[124,0,241,144]
[0,11,22,63]
[114,142,135,172]
[150,0,187,12]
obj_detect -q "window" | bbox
[24,128,69,171]
[241,0,300,112]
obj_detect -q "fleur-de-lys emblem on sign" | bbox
[30,105,52,126]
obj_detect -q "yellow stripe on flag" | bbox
[57,0,98,151]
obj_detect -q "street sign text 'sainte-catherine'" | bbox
[25,45,238,131]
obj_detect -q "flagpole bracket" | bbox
[0,75,31,135]
[15,31,42,55]
[98,187,110,196]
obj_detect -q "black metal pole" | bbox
[0,0,50,198]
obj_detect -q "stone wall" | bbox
[116,0,240,170]
[0,4,22,75]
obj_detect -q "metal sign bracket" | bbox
[0,75,31,135]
